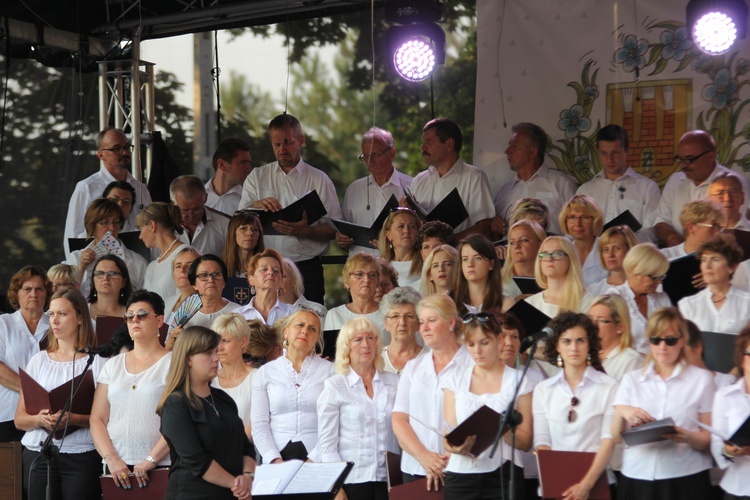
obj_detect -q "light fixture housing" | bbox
[687,0,748,54]
[385,0,445,82]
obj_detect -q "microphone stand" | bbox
[489,341,538,500]
[38,353,97,500]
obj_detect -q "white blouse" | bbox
[606,283,672,355]
[317,369,400,483]
[143,242,186,301]
[392,347,473,475]
[381,345,430,375]
[185,300,240,329]
[212,368,256,431]
[443,364,532,473]
[524,290,594,317]
[250,355,334,463]
[324,306,388,345]
[710,378,750,497]
[237,297,297,325]
[21,351,107,454]
[97,352,172,465]
[613,362,715,480]
[390,259,420,287]
[678,286,750,335]
[580,237,609,287]
[601,346,643,382]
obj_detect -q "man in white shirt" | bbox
[205,138,253,215]
[493,122,578,235]
[408,118,495,239]
[238,114,341,304]
[336,127,413,255]
[171,175,229,257]
[707,173,750,230]
[63,128,152,258]
[653,130,750,246]
[576,125,661,237]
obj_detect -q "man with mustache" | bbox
[64,128,152,258]
[408,117,494,240]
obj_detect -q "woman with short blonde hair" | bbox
[559,195,608,286]
[501,219,547,298]
[588,226,638,296]
[588,294,642,381]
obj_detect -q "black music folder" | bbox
[403,187,469,229]
[249,190,328,236]
[662,253,701,305]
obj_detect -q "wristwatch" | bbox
[243,471,255,479]
[721,447,736,463]
[145,455,157,464]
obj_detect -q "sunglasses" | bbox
[649,336,680,346]
[462,312,497,324]
[124,309,157,323]
[568,396,580,423]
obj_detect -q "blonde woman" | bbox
[378,207,423,287]
[588,294,643,381]
[500,219,546,299]
[588,226,638,297]
[662,200,724,260]
[138,202,187,301]
[559,195,608,286]
[47,264,81,293]
[525,236,593,317]
[279,258,327,319]
[317,317,400,499]
[421,245,458,296]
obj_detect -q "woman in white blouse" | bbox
[325,253,385,339]
[588,225,638,297]
[525,236,593,317]
[533,312,618,500]
[710,328,750,499]
[558,195,608,287]
[15,289,106,499]
[138,202,187,301]
[392,293,472,490]
[379,287,428,375]
[210,313,256,438]
[317,317,399,500]
[678,233,750,334]
[378,207,423,287]
[442,312,532,499]
[612,307,714,499]
[251,309,334,463]
[454,234,515,317]
[236,249,296,325]
[606,243,672,355]
[279,258,327,320]
[183,255,239,329]
[500,219,546,299]
[421,244,458,297]
[588,294,643,381]
[91,290,172,490]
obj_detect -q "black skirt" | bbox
[444,461,525,500]
[618,469,711,500]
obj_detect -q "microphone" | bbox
[519,327,554,352]
[77,345,115,357]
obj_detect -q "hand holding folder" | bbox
[247,190,328,236]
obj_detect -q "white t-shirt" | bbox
[212,368,256,431]
[143,242,186,301]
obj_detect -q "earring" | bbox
[92,289,97,300]
[120,289,125,299]
[283,338,289,348]
[389,241,393,251]
[586,354,592,366]
[277,289,282,297]
[556,355,563,368]
[250,285,256,295]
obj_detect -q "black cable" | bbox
[284,0,291,113]
[213,29,222,143]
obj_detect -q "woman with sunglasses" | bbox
[442,311,533,499]
[87,255,133,321]
[588,294,642,382]
[222,211,265,278]
[91,290,172,490]
[378,208,423,287]
[237,249,296,326]
[392,294,472,491]
[138,202,188,301]
[454,234,515,317]
[533,312,618,500]
[526,236,593,317]
[588,226,638,297]
[606,243,672,355]
[67,198,147,298]
[613,307,714,499]
[678,234,750,335]
[15,289,106,499]
[559,195,609,287]
[710,328,750,499]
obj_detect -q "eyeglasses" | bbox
[196,271,224,282]
[568,396,580,423]
[358,147,391,161]
[649,336,681,346]
[696,222,723,232]
[566,215,594,223]
[538,250,568,261]
[296,304,325,319]
[744,351,750,357]
[674,150,711,165]
[52,282,76,291]
[350,271,379,280]
[640,273,667,282]
[96,218,123,228]
[107,196,133,207]
[100,144,134,155]
[387,313,418,322]
[93,270,122,279]
[462,312,496,324]
[710,189,742,198]
[124,309,157,323]
[180,208,204,217]
[590,318,615,326]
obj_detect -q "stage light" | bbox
[385,0,445,82]
[687,0,747,54]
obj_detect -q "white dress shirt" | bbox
[606,283,672,354]
[317,369,400,483]
[238,159,342,262]
[710,378,750,497]
[0,311,49,422]
[524,291,594,317]
[578,237,609,287]
[342,169,413,255]
[678,285,750,334]
[66,239,147,298]
[176,208,229,257]
[614,362,715,480]
[653,164,750,235]
[64,165,152,258]
[576,167,661,227]
[323,306,388,345]
[236,297,297,325]
[660,242,688,260]
[601,346,643,382]
[494,163,578,234]
[143,241,186,301]
[250,355,334,463]
[205,178,242,215]
[382,346,430,375]
[410,159,495,234]
[444,364,532,473]
[392,347,473,475]
[390,260,420,288]
[588,278,616,298]
[186,300,240,328]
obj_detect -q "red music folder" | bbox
[445,404,508,456]
[100,468,169,499]
[536,449,610,500]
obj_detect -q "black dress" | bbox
[161,387,256,500]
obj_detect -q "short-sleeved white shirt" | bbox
[710,378,750,497]
[524,290,594,317]
[212,368,256,432]
[678,286,750,335]
[143,241,186,301]
[601,346,643,382]
[236,297,297,325]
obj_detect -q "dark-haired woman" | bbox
[158,326,256,499]
[454,234,514,316]
[222,210,265,277]
[139,202,187,301]
[532,312,618,499]
[87,255,132,321]
[183,255,239,328]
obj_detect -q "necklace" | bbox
[157,239,180,263]
[712,294,727,304]
[202,392,220,417]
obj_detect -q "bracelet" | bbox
[722,446,736,462]
[145,455,157,464]
[243,471,255,479]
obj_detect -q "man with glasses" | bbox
[206,137,253,215]
[63,128,152,259]
[653,130,750,247]
[170,175,229,256]
[336,127,413,255]
[707,173,750,230]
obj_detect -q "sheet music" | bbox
[283,462,348,494]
